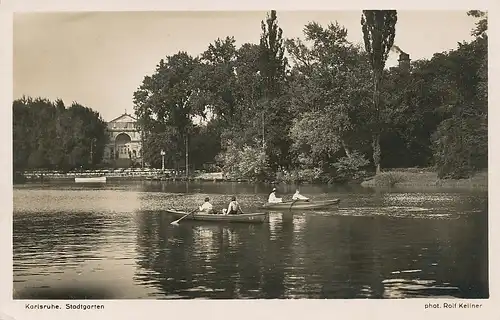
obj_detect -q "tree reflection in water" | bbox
[133,205,488,299]
[134,210,298,298]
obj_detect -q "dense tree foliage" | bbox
[286,22,372,176]
[430,12,487,178]
[13,97,107,172]
[128,9,487,181]
[133,52,201,171]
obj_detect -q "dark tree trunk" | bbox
[372,70,382,174]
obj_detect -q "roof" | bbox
[108,113,137,123]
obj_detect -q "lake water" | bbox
[12,181,488,299]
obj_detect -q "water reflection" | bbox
[14,211,106,266]
[134,211,286,298]
[13,182,488,299]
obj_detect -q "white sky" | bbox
[13,11,478,121]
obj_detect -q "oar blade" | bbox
[170,208,197,225]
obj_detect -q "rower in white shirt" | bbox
[268,188,283,203]
[199,197,215,214]
[292,189,310,202]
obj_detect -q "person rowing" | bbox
[199,197,215,214]
[292,189,310,202]
[224,196,244,215]
[268,187,283,203]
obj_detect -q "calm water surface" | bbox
[12,181,488,299]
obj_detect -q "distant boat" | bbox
[75,176,107,183]
[262,199,340,210]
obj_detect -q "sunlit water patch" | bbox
[382,278,461,298]
[313,207,457,220]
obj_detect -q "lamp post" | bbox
[89,138,96,167]
[160,149,165,173]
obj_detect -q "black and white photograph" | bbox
[6,5,491,308]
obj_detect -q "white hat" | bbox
[272,187,276,192]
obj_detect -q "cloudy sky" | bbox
[13,11,478,121]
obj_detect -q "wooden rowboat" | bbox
[262,199,340,210]
[166,209,268,223]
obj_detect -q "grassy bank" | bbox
[361,168,488,190]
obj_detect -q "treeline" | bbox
[13,96,108,172]
[133,10,487,182]
[15,11,484,182]
[381,10,487,179]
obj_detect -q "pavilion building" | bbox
[103,112,142,168]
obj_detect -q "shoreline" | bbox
[13,170,248,184]
[360,170,488,190]
[14,168,488,191]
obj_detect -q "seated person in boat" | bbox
[268,188,283,203]
[199,197,215,214]
[292,189,310,202]
[225,196,244,215]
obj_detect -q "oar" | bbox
[289,199,298,212]
[171,208,198,226]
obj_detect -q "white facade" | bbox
[103,113,142,166]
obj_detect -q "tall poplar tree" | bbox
[259,10,291,171]
[361,10,397,174]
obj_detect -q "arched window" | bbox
[115,133,132,145]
